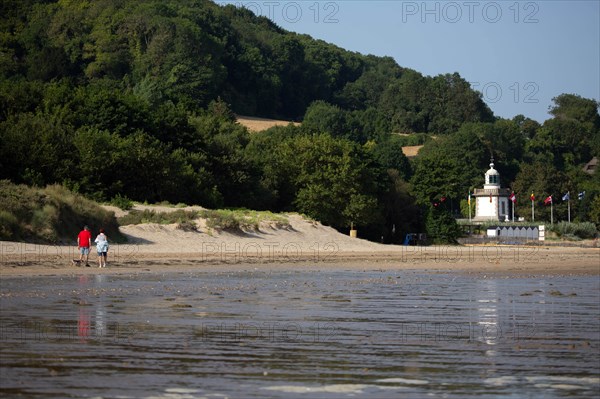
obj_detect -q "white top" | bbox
[95,233,109,252]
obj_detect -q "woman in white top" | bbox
[94,229,109,268]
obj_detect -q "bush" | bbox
[176,220,198,232]
[200,209,290,231]
[110,194,133,210]
[202,210,240,230]
[0,210,18,240]
[117,209,199,225]
[551,222,598,239]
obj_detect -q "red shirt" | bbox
[78,230,92,248]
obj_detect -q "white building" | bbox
[473,160,511,222]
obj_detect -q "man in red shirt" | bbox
[77,225,92,267]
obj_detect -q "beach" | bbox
[0,210,598,277]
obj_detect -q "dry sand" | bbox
[401,145,424,158]
[236,115,300,132]
[1,207,598,277]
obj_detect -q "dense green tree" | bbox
[527,118,593,169]
[244,125,300,211]
[549,94,600,129]
[348,107,392,141]
[368,136,412,180]
[379,69,430,133]
[426,73,495,134]
[188,100,265,208]
[512,114,541,140]
[0,111,76,186]
[336,56,402,110]
[425,204,461,244]
[289,134,385,229]
[379,171,421,244]
[527,94,600,168]
[411,127,490,210]
[71,127,121,199]
[302,100,347,137]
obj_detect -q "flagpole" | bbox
[568,194,571,223]
[468,192,472,225]
[531,197,534,222]
[551,200,553,225]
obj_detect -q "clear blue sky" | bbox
[217,0,599,123]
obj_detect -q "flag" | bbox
[530,192,535,202]
[562,192,570,201]
[468,192,471,205]
[509,192,516,203]
[544,195,553,205]
[578,191,585,200]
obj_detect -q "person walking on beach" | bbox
[95,228,109,268]
[77,225,92,267]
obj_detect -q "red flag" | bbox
[509,192,516,203]
[530,192,535,202]
[544,195,553,205]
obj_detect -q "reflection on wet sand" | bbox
[1,269,598,398]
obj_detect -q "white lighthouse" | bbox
[473,159,511,222]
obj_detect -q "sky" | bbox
[216,0,600,123]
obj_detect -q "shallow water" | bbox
[1,269,599,398]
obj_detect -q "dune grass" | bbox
[117,208,289,232]
[200,209,290,231]
[0,180,124,243]
[117,209,200,231]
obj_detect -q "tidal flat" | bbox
[1,268,599,398]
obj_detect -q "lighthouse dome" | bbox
[484,161,500,187]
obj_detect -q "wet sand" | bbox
[1,229,599,398]
[1,243,598,278]
[1,267,599,398]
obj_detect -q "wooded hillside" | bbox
[1,0,598,243]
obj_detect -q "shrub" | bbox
[201,210,240,230]
[110,194,133,210]
[0,210,18,240]
[117,209,199,225]
[177,220,198,232]
[200,209,290,231]
[552,222,598,239]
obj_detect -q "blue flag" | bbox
[562,192,570,201]
[578,191,586,200]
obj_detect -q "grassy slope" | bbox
[0,181,124,243]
